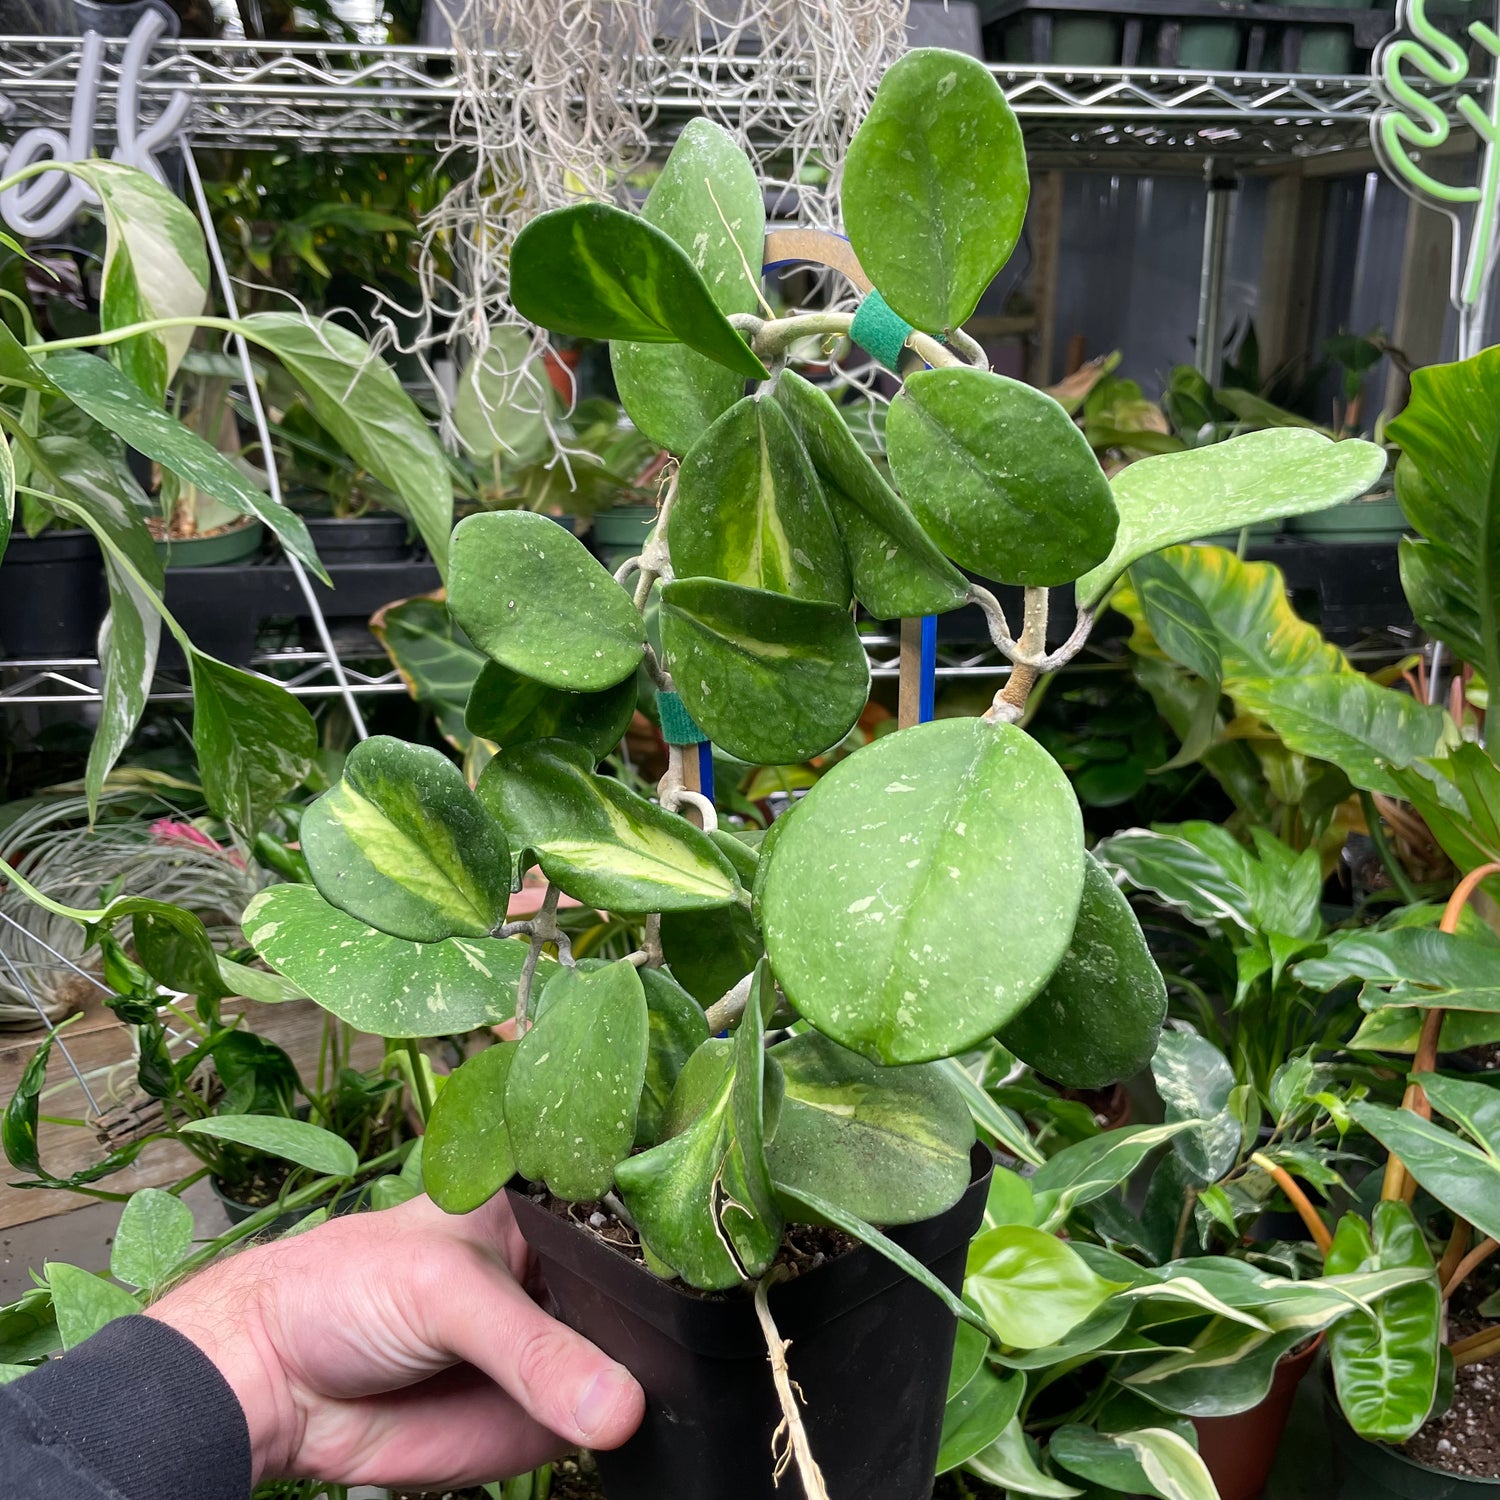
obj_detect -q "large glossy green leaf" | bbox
[506,960,649,1200]
[937,1363,1025,1475]
[965,1225,1124,1348]
[45,351,326,581]
[999,851,1167,1089]
[46,1265,139,1352]
[1052,1425,1215,1500]
[369,595,484,750]
[888,368,1116,586]
[448,511,645,692]
[765,1030,974,1225]
[1075,429,1387,608]
[761,717,1085,1065]
[966,1419,1082,1498]
[658,578,869,764]
[1028,1122,1199,1233]
[301,736,511,942]
[243,882,539,1036]
[671,395,848,605]
[465,660,635,764]
[637,967,710,1147]
[423,1043,518,1214]
[510,202,767,381]
[109,1188,196,1292]
[611,119,764,451]
[1125,1321,1314,1418]
[477,740,739,912]
[0,1287,60,1366]
[1230,675,1452,798]
[1296,925,1500,999]
[243,313,452,577]
[1094,826,1253,931]
[842,49,1027,332]
[179,1115,358,1177]
[1151,1030,1240,1182]
[1387,348,1500,739]
[774,370,969,618]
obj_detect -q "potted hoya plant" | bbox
[227,48,1384,1500]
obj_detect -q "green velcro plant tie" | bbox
[657,689,709,746]
[849,288,916,373]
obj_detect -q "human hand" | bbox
[146,1192,644,1489]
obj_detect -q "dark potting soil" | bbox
[932,1471,1006,1499]
[1401,1301,1500,1477]
[534,1187,859,1288]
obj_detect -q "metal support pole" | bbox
[1195,161,1236,385]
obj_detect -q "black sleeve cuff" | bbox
[6,1314,252,1500]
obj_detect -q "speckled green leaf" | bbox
[1075,429,1387,608]
[243,882,540,1037]
[888,367,1116,586]
[842,49,1028,333]
[611,119,764,451]
[179,1115,358,1178]
[965,1225,1124,1348]
[766,1030,973,1224]
[478,741,740,912]
[671,396,849,604]
[47,1265,139,1352]
[999,851,1167,1089]
[937,1363,1025,1475]
[424,1042,518,1214]
[761,717,1085,1065]
[464,660,636,763]
[506,960,648,1200]
[637,968,710,1147]
[775,370,969,618]
[658,577,869,765]
[510,202,767,381]
[448,511,645,692]
[301,736,511,942]
[110,1188,193,1293]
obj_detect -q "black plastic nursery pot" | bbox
[507,1142,994,1500]
[209,1175,368,1236]
[0,529,105,658]
[302,513,414,566]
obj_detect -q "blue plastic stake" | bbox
[696,740,716,804]
[919,616,937,723]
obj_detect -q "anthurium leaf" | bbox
[936,1362,1025,1475]
[510,202,767,381]
[301,735,511,942]
[999,850,1167,1090]
[109,1188,194,1292]
[425,1042,518,1214]
[369,595,483,750]
[1151,1030,1240,1182]
[966,1419,1083,1498]
[611,119,765,451]
[243,882,540,1037]
[45,351,327,581]
[506,960,648,1200]
[842,49,1027,333]
[965,1224,1125,1348]
[1075,429,1387,608]
[242,312,452,577]
[465,660,635,764]
[637,968,710,1147]
[671,395,849,605]
[454,326,558,466]
[658,578,869,764]
[766,1029,974,1225]
[448,511,645,692]
[46,1265,140,1351]
[179,1115,358,1177]
[61,160,209,401]
[774,370,969,619]
[1230,674,1452,798]
[1026,1122,1200,1233]
[888,367,1116,586]
[761,717,1085,1065]
[477,740,739,911]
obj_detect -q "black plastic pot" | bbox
[0,529,105,658]
[210,1175,367,1237]
[303,514,414,566]
[508,1143,993,1500]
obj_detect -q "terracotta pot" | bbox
[1192,1334,1324,1500]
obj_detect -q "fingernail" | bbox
[575,1366,638,1439]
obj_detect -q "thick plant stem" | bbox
[986,588,1050,723]
[1250,1152,1333,1254]
[754,1268,830,1500]
[1451,1323,1500,1368]
[1444,1236,1499,1300]
[1383,860,1500,1202]
[403,1039,434,1125]
[1359,789,1421,906]
[705,972,754,1034]
[1438,1218,1474,1290]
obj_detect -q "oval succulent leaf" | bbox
[477,740,740,912]
[671,395,850,605]
[762,717,1086,1064]
[243,883,542,1038]
[301,735,511,942]
[888,367,1117,586]
[658,577,870,765]
[611,118,765,451]
[425,1042,518,1214]
[506,960,649,1201]
[464,659,636,763]
[510,202,767,381]
[766,1030,974,1224]
[998,851,1167,1090]
[448,510,645,692]
[842,49,1028,333]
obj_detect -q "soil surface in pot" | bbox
[1400,1291,1500,1477]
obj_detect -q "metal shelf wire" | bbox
[0,35,1479,161]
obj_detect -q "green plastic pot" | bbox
[1002,16,1120,65]
[1288,494,1407,544]
[154,518,265,568]
[1276,0,1372,75]
[1178,21,1242,69]
[1195,520,1280,547]
[591,504,659,573]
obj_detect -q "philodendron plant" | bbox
[233,44,1383,1480]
